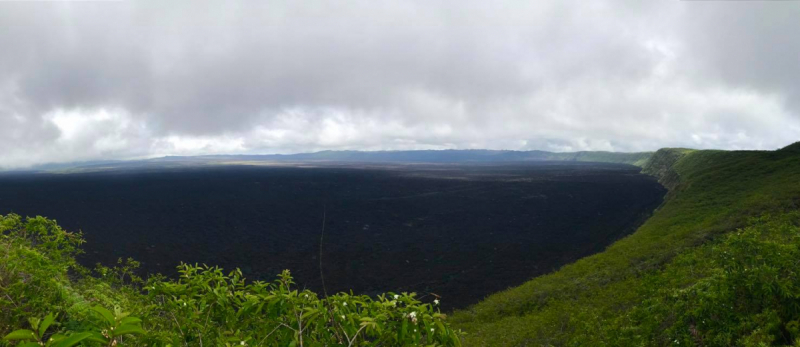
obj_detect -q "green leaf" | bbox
[112,324,146,337]
[48,333,67,343]
[300,309,319,321]
[84,332,108,344]
[436,321,446,336]
[119,316,142,325]
[40,313,56,338]
[452,333,463,347]
[18,342,41,347]
[53,332,92,347]
[91,306,116,327]
[3,329,36,341]
[400,319,407,341]
[27,318,40,336]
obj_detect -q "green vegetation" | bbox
[5,143,800,346]
[538,150,653,167]
[0,215,462,346]
[451,144,800,345]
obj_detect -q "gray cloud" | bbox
[1,1,799,168]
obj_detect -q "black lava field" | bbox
[0,162,665,310]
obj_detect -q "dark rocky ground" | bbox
[0,161,665,310]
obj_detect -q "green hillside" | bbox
[4,144,800,346]
[537,150,653,167]
[451,144,800,345]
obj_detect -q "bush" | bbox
[0,214,462,346]
[610,212,800,346]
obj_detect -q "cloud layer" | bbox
[1,1,799,168]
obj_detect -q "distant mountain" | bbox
[206,149,653,166]
[15,149,652,174]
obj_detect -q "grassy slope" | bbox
[540,151,653,167]
[451,145,800,346]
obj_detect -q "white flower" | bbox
[433,299,439,305]
[413,329,417,332]
[343,302,348,306]
[341,315,345,319]
[409,312,418,323]
[183,302,186,306]
[431,328,435,332]
[240,341,246,346]
[394,295,399,299]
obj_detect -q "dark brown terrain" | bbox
[0,161,665,310]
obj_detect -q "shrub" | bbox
[0,214,462,346]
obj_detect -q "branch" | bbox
[347,325,368,347]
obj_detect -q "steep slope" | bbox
[533,150,652,166]
[781,141,800,152]
[640,148,696,190]
[451,147,800,346]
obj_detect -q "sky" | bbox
[1,1,799,168]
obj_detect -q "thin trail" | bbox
[319,204,328,298]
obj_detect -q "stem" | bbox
[163,296,186,347]
[200,304,213,347]
[259,324,284,345]
[296,304,304,347]
[347,325,367,347]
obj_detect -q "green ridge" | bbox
[451,146,800,346]
[537,151,653,167]
[781,141,800,152]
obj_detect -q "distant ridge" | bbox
[15,149,654,173]
[780,141,800,152]
[230,149,653,166]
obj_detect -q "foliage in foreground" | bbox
[611,212,800,346]
[0,214,462,346]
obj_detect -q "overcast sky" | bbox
[1,1,799,168]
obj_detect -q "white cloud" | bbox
[0,1,798,168]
